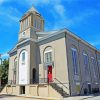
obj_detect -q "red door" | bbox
[48,65,52,83]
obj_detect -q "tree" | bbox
[0,59,9,86]
[0,65,3,88]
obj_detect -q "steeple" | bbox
[20,5,41,21]
[19,6,44,41]
[26,6,40,14]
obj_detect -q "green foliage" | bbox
[0,59,9,85]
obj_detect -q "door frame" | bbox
[47,65,53,83]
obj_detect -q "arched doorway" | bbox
[32,68,36,83]
[19,50,28,84]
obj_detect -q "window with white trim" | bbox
[71,48,78,75]
[45,52,52,63]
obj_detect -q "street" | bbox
[1,94,100,100]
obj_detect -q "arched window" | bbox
[22,52,25,64]
[45,51,52,63]
[91,57,96,78]
[43,46,54,70]
[83,52,88,65]
[44,47,53,64]
[19,50,27,65]
[83,52,89,76]
[71,47,78,75]
[19,50,28,84]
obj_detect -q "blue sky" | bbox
[0,0,100,58]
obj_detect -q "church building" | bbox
[2,6,100,98]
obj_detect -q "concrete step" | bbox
[50,83,69,98]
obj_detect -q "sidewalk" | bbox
[64,94,100,100]
[1,93,100,100]
[0,93,62,100]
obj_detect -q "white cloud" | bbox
[90,40,100,47]
[31,0,61,6]
[54,4,65,17]
[0,0,4,4]
[50,8,100,30]
[0,0,3,2]
[33,0,50,5]
[73,9,99,23]
[6,7,21,22]
[0,0,12,5]
[7,14,20,22]
[0,6,22,27]
[0,0,99,30]
[1,53,9,58]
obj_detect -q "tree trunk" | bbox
[0,77,1,91]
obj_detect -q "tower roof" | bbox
[26,6,40,15]
[28,6,39,13]
[20,6,41,21]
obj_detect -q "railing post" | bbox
[62,86,63,96]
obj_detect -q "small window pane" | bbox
[22,52,25,63]
[45,52,52,63]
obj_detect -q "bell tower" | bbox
[19,6,44,41]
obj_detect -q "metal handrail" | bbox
[54,78,69,90]
[8,78,69,85]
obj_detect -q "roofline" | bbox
[9,28,100,54]
[65,28,100,53]
[20,13,32,22]
[37,29,66,42]
[37,28,100,53]
[9,38,37,54]
[20,11,44,22]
